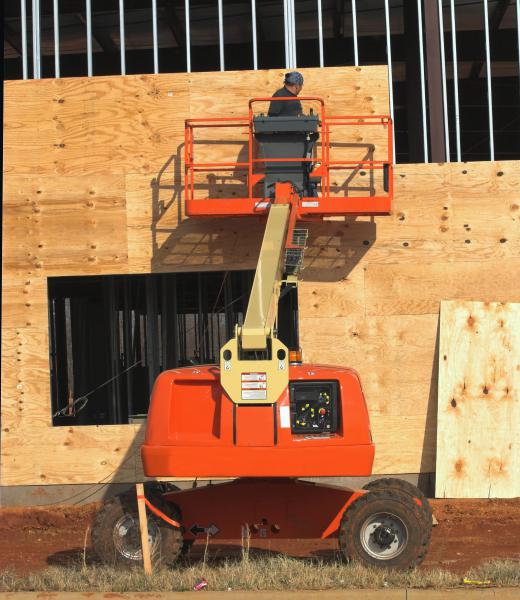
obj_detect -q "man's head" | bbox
[284,71,304,95]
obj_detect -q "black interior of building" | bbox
[49,270,298,426]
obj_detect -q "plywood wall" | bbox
[435,301,520,498]
[2,67,519,486]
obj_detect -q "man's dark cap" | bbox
[284,71,304,86]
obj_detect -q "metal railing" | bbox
[184,96,393,219]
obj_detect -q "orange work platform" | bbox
[184,97,393,219]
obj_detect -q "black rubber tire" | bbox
[363,478,433,531]
[91,490,183,567]
[338,489,431,569]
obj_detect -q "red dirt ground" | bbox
[1,498,519,576]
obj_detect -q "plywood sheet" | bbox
[2,423,145,485]
[2,174,128,278]
[4,75,190,177]
[300,314,438,473]
[436,301,520,498]
[365,260,520,316]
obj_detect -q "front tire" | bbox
[91,490,183,567]
[362,478,433,533]
[338,489,430,569]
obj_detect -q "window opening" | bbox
[49,270,298,426]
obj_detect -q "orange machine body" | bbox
[142,363,374,479]
[163,479,364,541]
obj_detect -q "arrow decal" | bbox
[189,523,220,537]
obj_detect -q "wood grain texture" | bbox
[2,174,128,279]
[435,301,520,498]
[365,260,520,316]
[300,314,438,473]
[2,68,519,486]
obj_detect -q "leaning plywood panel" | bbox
[436,301,520,498]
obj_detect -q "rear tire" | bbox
[363,478,433,531]
[91,490,183,567]
[338,489,430,569]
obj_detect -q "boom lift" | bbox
[92,98,432,570]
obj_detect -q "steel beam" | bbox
[53,0,60,77]
[32,0,41,78]
[123,280,134,418]
[251,0,258,69]
[404,1,423,162]
[450,0,462,161]
[4,23,23,55]
[145,276,161,392]
[152,0,158,73]
[218,0,225,71]
[352,0,358,65]
[317,0,324,67]
[424,0,446,162]
[517,0,520,81]
[164,4,185,46]
[119,0,126,75]
[86,0,93,76]
[483,0,495,160]
[185,0,191,73]
[334,0,345,38]
[383,0,395,160]
[437,0,450,162]
[21,0,28,78]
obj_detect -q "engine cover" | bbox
[141,363,374,478]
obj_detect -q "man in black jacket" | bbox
[268,72,304,117]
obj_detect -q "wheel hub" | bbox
[113,514,160,561]
[360,511,408,560]
[372,524,396,549]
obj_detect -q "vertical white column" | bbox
[86,0,93,76]
[284,0,296,69]
[32,0,41,79]
[251,0,258,69]
[291,0,297,68]
[152,0,159,74]
[218,0,225,71]
[317,0,324,67]
[283,0,289,68]
[483,0,494,160]
[437,0,450,161]
[352,0,359,66]
[53,0,60,77]
[119,0,126,75]
[450,0,462,161]
[185,0,191,72]
[417,0,429,162]
[384,0,395,160]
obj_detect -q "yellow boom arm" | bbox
[219,203,292,405]
[241,204,290,350]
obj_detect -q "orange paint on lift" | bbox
[142,363,374,479]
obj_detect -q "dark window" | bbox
[48,271,249,426]
[48,270,298,426]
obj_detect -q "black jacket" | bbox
[268,87,303,117]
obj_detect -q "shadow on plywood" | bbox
[148,141,378,282]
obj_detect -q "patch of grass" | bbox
[467,560,520,586]
[1,557,519,593]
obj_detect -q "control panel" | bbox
[289,381,339,434]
